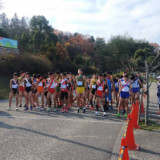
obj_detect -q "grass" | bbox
[0,76,10,100]
[140,120,160,130]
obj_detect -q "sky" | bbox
[1,0,160,44]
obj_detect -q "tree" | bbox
[134,47,160,125]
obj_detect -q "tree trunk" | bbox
[145,64,149,125]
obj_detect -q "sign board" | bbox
[0,37,18,49]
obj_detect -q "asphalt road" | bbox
[0,99,126,160]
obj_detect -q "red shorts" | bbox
[19,86,25,92]
[48,88,55,94]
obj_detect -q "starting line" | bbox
[0,115,124,124]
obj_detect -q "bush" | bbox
[0,54,52,76]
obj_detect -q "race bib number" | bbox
[26,83,31,87]
[77,81,83,86]
[50,83,56,88]
[12,84,18,89]
[61,85,67,89]
[97,86,103,91]
[92,85,96,89]
[38,82,42,86]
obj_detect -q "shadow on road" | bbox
[0,121,119,157]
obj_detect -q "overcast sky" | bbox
[2,0,160,44]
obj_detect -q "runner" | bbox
[89,74,97,110]
[68,72,74,108]
[113,75,120,107]
[76,68,86,113]
[95,74,108,116]
[56,71,61,108]
[36,74,46,111]
[105,72,114,110]
[60,73,70,112]
[8,72,19,111]
[18,71,25,107]
[131,74,143,104]
[47,72,57,111]
[85,77,90,107]
[117,74,131,117]
[24,72,33,110]
[157,76,160,113]
[31,73,37,108]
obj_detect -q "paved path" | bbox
[0,83,159,160]
[0,99,127,160]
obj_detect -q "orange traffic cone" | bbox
[118,138,129,160]
[141,101,145,114]
[126,114,140,150]
[131,101,140,129]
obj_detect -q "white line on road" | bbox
[0,115,124,124]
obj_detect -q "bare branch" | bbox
[149,73,159,87]
[149,54,160,68]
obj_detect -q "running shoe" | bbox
[15,107,19,111]
[122,109,126,114]
[40,107,44,111]
[65,108,68,112]
[83,107,86,113]
[24,106,28,111]
[30,106,33,110]
[116,113,120,117]
[90,106,94,110]
[95,111,99,115]
[62,108,65,113]
[54,108,57,112]
[47,107,51,112]
[103,112,107,116]
[110,105,113,110]
[7,107,11,111]
[124,113,128,118]
[24,104,26,108]
[36,106,40,111]
[19,104,22,108]
[77,108,80,113]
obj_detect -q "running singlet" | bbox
[76,75,84,87]
[131,79,140,88]
[96,81,105,97]
[121,81,130,92]
[48,79,57,93]
[18,77,25,92]
[157,82,160,97]
[25,78,32,93]
[60,79,68,92]
[37,78,45,93]
[91,79,97,89]
[12,79,18,89]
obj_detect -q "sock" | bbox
[90,101,93,107]
[104,105,107,112]
[96,105,98,111]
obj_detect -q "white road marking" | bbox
[0,115,124,124]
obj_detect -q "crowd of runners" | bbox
[8,68,153,117]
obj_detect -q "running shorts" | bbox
[77,87,85,94]
[120,91,129,98]
[61,92,68,99]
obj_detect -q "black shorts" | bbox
[61,92,68,100]
[32,89,37,94]
[44,91,48,96]
[91,89,96,95]
[25,87,32,93]
[12,88,18,95]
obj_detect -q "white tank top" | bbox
[131,79,139,88]
[122,81,130,92]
